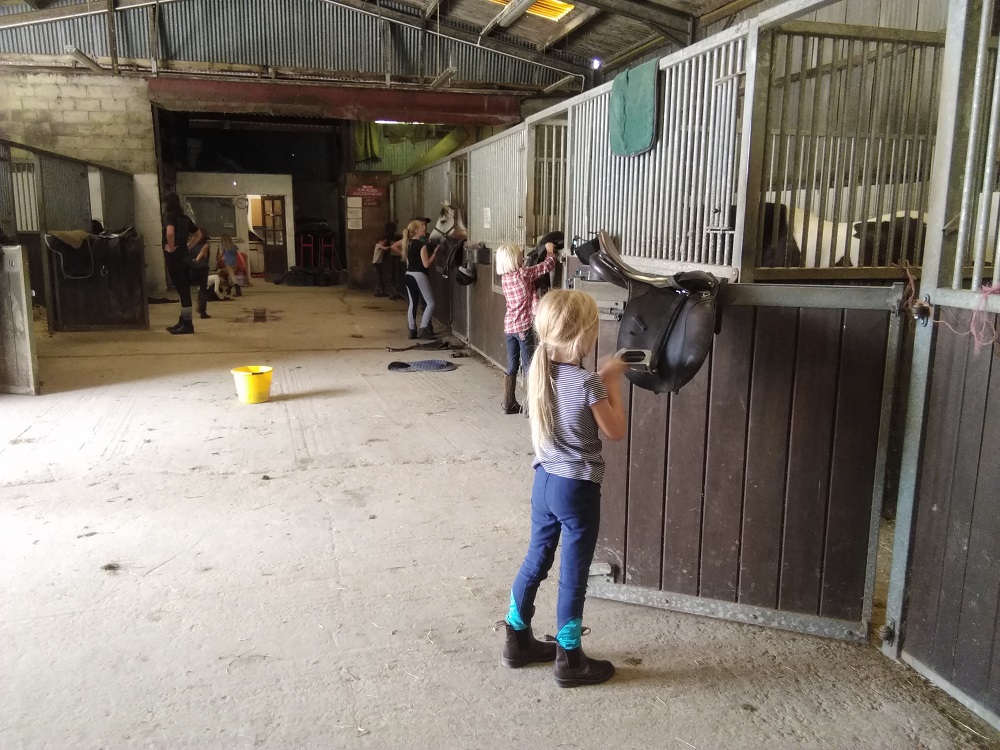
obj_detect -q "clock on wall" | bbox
[235,197,249,210]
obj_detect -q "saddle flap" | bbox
[616,275,721,394]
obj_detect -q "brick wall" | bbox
[0,70,155,174]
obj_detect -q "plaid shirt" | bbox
[501,254,556,334]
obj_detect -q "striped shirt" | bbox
[533,362,609,484]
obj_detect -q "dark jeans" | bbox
[166,260,192,308]
[505,329,536,376]
[510,467,602,630]
[373,262,385,295]
[191,266,209,313]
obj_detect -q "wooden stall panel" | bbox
[662,362,710,596]
[595,319,631,577]
[624,385,668,589]
[699,306,754,602]
[905,309,1000,718]
[452,281,468,339]
[739,307,798,610]
[821,309,889,621]
[0,246,39,395]
[950,321,1000,703]
[779,308,841,614]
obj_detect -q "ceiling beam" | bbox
[698,0,760,27]
[538,6,601,51]
[423,0,443,19]
[603,33,670,70]
[575,0,692,35]
[147,78,523,126]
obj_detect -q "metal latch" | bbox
[598,300,624,321]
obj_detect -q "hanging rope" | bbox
[899,260,1000,354]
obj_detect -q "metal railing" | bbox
[751,24,944,277]
[566,30,747,271]
[13,160,39,233]
[532,121,567,244]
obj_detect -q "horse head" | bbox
[427,201,468,248]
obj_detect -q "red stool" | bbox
[297,234,315,268]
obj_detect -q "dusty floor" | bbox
[1,284,998,750]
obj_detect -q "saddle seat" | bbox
[575,230,723,394]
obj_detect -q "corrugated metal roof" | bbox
[0,0,577,88]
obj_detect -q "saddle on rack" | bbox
[575,230,723,394]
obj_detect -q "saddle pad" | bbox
[609,59,660,157]
[387,360,457,373]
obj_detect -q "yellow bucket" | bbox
[232,365,274,404]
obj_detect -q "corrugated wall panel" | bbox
[568,35,745,267]
[468,129,526,247]
[422,162,450,219]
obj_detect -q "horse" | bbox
[427,201,469,278]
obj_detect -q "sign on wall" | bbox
[347,184,386,207]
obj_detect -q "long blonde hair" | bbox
[494,242,523,276]
[401,219,425,257]
[528,289,600,455]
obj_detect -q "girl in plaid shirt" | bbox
[495,241,558,414]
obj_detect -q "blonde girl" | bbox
[495,240,557,414]
[500,289,628,688]
[402,219,438,339]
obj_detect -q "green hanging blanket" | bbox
[609,59,660,157]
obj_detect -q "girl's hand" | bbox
[544,242,556,255]
[597,354,628,378]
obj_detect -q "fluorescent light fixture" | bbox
[429,66,458,89]
[591,58,602,69]
[64,45,105,75]
[489,0,574,22]
[375,120,426,125]
[542,74,578,94]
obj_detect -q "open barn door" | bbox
[583,283,906,643]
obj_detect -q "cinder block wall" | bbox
[0,70,155,174]
[0,70,168,291]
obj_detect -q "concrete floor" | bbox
[1,284,997,750]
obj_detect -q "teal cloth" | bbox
[505,591,527,631]
[609,59,660,157]
[555,617,583,650]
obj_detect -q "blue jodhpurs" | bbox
[505,329,536,377]
[508,467,602,642]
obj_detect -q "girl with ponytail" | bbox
[500,289,628,688]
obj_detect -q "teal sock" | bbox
[505,592,527,631]
[555,618,582,650]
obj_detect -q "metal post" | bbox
[106,0,119,75]
[882,0,983,661]
[735,24,773,282]
[524,122,537,245]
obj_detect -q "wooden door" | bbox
[262,195,286,275]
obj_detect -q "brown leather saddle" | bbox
[575,230,723,394]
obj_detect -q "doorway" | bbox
[262,195,286,275]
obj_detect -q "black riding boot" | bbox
[502,374,522,414]
[553,645,615,688]
[501,623,556,668]
[417,326,436,339]
[170,319,195,335]
[409,328,418,340]
[166,316,184,332]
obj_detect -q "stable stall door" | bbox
[262,195,287,275]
